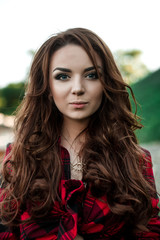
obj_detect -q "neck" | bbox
[61,117,89,143]
[61,118,88,180]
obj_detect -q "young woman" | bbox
[0,28,160,239]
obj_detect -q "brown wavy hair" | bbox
[0,28,156,233]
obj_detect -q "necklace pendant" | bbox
[76,162,83,171]
[71,162,83,172]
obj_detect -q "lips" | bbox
[70,100,88,104]
[69,101,88,109]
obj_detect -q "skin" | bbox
[49,44,103,131]
[49,44,104,239]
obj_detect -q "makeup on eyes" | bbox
[85,71,98,79]
[54,72,99,81]
[55,73,70,80]
[53,66,102,80]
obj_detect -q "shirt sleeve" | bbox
[136,149,160,239]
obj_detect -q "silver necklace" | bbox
[62,135,84,173]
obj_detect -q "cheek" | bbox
[52,92,63,106]
[50,84,63,102]
[50,86,68,114]
[90,87,103,113]
[50,87,60,108]
[93,86,103,103]
[96,93,103,109]
[51,94,64,114]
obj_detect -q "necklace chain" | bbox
[62,134,79,156]
[62,135,85,173]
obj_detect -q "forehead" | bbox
[50,44,102,69]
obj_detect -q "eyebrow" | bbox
[53,67,71,73]
[83,66,102,73]
[52,66,102,73]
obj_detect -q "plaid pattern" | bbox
[0,145,160,239]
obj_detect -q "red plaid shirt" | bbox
[0,144,160,239]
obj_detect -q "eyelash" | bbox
[54,71,99,80]
[55,74,70,80]
[85,72,98,79]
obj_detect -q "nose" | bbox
[71,77,85,96]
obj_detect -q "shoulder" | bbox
[140,147,152,167]
[140,147,157,188]
[4,143,12,161]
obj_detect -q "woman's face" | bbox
[49,44,103,123]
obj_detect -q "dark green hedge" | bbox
[130,69,160,143]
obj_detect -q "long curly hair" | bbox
[0,28,156,233]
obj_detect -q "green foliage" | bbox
[130,69,160,143]
[0,82,25,115]
[115,49,149,84]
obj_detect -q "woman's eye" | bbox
[55,74,70,80]
[86,72,98,79]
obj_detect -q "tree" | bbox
[114,50,149,84]
[0,82,25,115]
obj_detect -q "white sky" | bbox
[0,0,160,88]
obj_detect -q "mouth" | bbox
[70,101,88,104]
[69,101,88,109]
